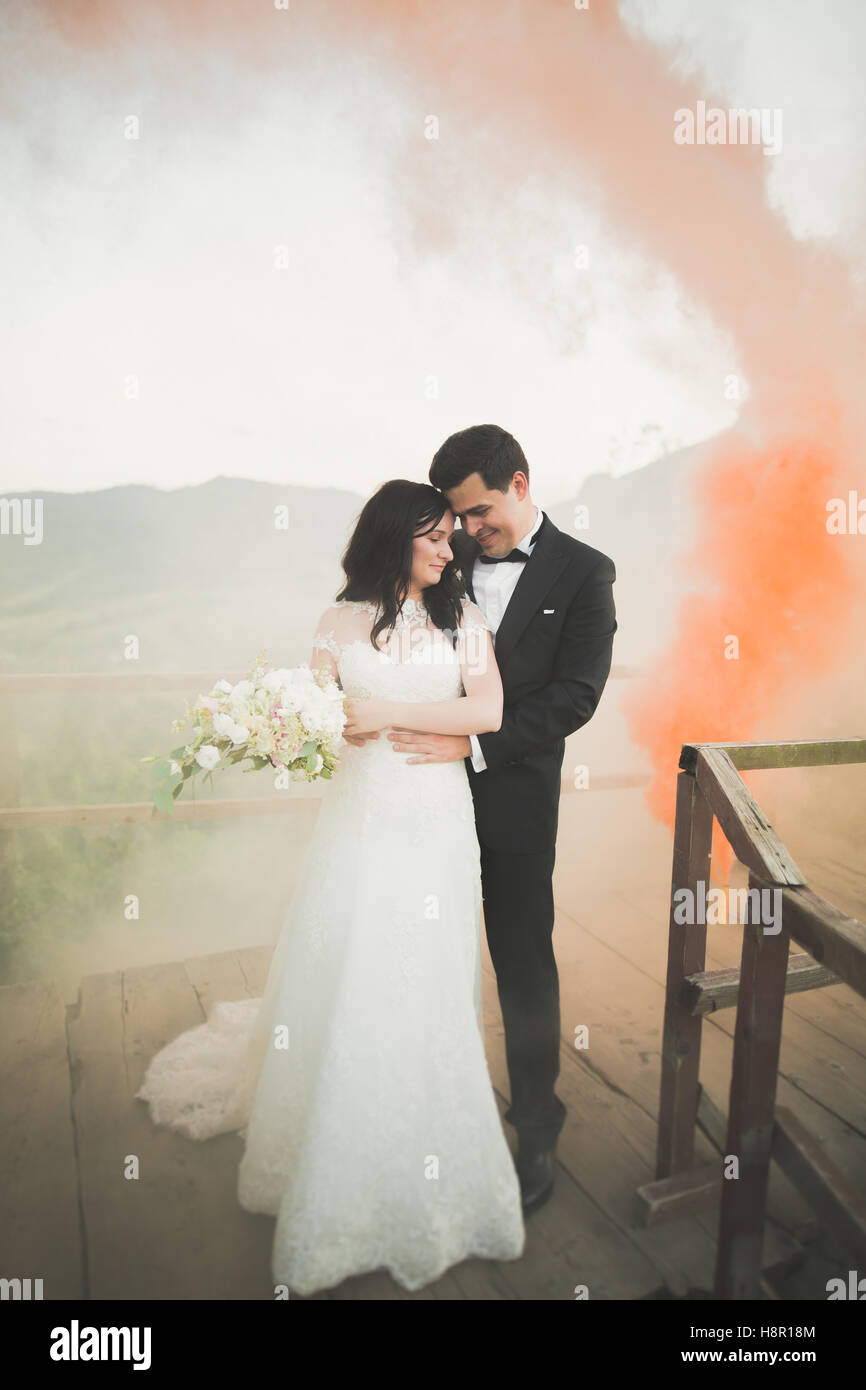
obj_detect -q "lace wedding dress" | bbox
[135,595,525,1295]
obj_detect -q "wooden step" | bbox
[0,979,83,1298]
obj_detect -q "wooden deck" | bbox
[2,789,865,1300]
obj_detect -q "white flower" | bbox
[213,713,250,744]
[212,679,233,694]
[313,753,324,774]
[230,679,254,700]
[195,744,221,770]
[169,760,181,775]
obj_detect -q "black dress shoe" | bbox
[514,1146,555,1215]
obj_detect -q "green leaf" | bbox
[153,786,175,816]
[300,741,317,758]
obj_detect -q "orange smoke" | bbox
[620,423,855,883]
[35,0,866,878]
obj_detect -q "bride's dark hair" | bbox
[336,479,465,650]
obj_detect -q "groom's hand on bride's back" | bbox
[343,732,380,746]
[387,730,472,764]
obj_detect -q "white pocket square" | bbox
[543,608,555,614]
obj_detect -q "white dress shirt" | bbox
[468,506,544,773]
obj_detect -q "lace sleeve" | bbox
[311,607,341,680]
[456,598,492,670]
[458,598,491,636]
[312,628,340,659]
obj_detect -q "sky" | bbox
[1,0,864,504]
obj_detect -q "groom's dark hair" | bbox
[429,424,529,493]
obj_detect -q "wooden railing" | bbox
[0,664,646,836]
[636,737,866,1299]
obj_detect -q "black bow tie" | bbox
[479,548,529,565]
[477,512,546,564]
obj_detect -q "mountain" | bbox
[0,436,724,674]
[0,476,366,673]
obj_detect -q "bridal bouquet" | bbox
[141,651,346,815]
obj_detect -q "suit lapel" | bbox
[451,517,570,673]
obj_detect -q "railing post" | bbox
[656,768,714,1178]
[714,869,791,1298]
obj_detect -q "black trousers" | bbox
[479,841,566,1150]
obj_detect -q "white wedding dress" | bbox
[135,595,525,1295]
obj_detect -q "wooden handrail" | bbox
[680,736,866,773]
[751,873,866,1000]
[694,747,806,884]
[0,665,644,695]
[0,796,320,829]
[649,734,866,1300]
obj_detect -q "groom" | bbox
[393,424,617,1214]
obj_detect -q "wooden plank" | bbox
[694,747,806,885]
[551,792,862,1274]
[764,879,866,1001]
[68,962,275,1299]
[772,1106,866,1261]
[636,1162,723,1225]
[555,866,866,1217]
[67,969,143,1299]
[710,852,866,1061]
[484,961,735,1299]
[235,945,273,997]
[696,1083,729,1153]
[715,887,792,1300]
[0,796,321,830]
[478,969,670,1299]
[548,905,800,1280]
[682,953,838,1015]
[560,783,865,1064]
[680,738,866,774]
[122,959,276,1299]
[656,771,713,1179]
[0,979,83,1297]
[0,666,639,698]
[182,949,264,1016]
[0,780,655,826]
[670,868,866,1121]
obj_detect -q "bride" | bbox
[136,478,525,1295]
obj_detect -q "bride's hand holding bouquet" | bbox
[141,651,346,815]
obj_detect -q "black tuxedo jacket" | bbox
[451,515,617,853]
